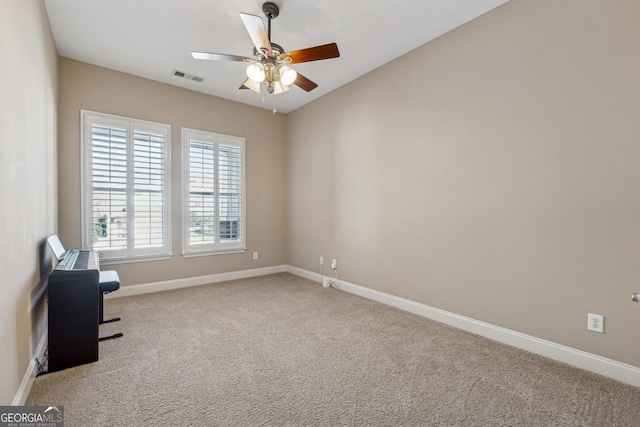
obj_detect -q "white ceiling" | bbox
[44,0,510,114]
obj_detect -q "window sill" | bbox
[181,248,246,258]
[100,254,173,266]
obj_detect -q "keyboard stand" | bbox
[99,332,124,341]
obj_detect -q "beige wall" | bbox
[286,0,640,367]
[4,0,639,404]
[0,0,58,404]
[58,59,287,286]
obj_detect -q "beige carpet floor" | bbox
[27,273,640,426]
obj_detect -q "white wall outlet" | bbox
[320,256,324,266]
[587,313,604,333]
[331,259,337,269]
[253,252,258,260]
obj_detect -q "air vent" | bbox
[172,70,204,83]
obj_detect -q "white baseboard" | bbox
[284,265,324,283]
[284,266,640,389]
[101,264,640,388]
[13,328,48,406]
[106,265,287,299]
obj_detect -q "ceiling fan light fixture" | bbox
[272,80,290,95]
[192,2,339,101]
[242,78,262,94]
[246,62,266,82]
[279,66,297,86]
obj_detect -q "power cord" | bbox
[35,350,49,376]
[329,265,341,289]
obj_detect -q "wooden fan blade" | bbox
[282,43,340,64]
[293,72,318,92]
[191,52,251,62]
[240,13,273,57]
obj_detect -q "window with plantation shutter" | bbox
[81,111,171,261]
[182,128,245,256]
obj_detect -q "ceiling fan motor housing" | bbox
[262,2,280,20]
[253,42,284,58]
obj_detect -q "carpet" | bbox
[27,273,640,426]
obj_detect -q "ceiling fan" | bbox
[191,2,340,96]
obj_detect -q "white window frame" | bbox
[81,110,172,262]
[181,128,246,257]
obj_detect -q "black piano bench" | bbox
[98,270,123,341]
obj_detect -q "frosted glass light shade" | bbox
[272,80,290,95]
[246,62,266,83]
[279,66,297,86]
[242,78,261,93]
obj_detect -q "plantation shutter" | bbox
[133,130,166,249]
[188,140,216,246]
[182,129,245,255]
[82,111,171,260]
[218,144,242,242]
[90,123,128,251]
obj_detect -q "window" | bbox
[81,110,171,261]
[182,128,245,256]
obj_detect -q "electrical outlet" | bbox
[320,256,324,266]
[587,313,604,333]
[253,252,258,260]
[331,259,337,269]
